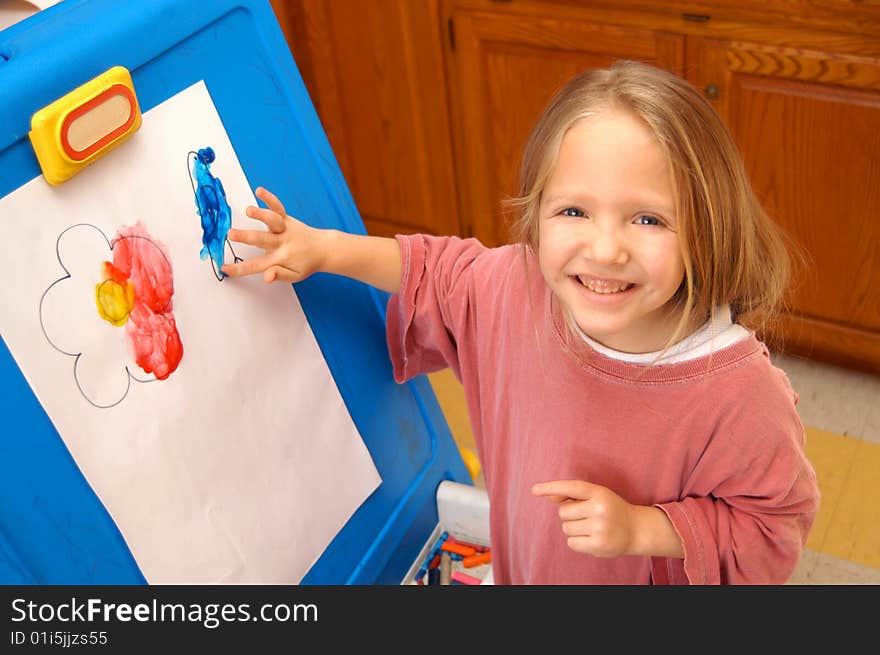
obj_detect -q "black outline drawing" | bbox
[39,223,180,409]
[187,150,243,281]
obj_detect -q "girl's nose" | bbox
[586,224,628,266]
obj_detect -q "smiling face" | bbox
[538,108,690,353]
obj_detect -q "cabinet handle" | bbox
[704,84,720,100]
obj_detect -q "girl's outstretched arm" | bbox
[221,186,402,294]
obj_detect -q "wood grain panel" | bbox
[484,45,619,243]
[448,10,684,245]
[725,44,880,91]
[272,0,460,238]
[692,37,880,371]
[780,314,880,374]
[734,77,880,328]
[272,0,352,177]
[452,0,880,39]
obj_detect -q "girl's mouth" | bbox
[575,274,634,295]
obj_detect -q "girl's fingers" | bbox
[255,187,287,219]
[565,536,593,553]
[245,205,286,233]
[221,254,274,278]
[226,227,275,249]
[221,187,300,283]
[532,480,596,501]
[558,501,591,522]
[538,494,569,504]
[560,517,592,537]
[264,265,299,284]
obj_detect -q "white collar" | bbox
[572,305,750,365]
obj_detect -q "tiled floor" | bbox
[428,350,880,585]
[772,353,880,584]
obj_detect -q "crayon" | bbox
[415,532,450,582]
[430,533,449,559]
[428,568,441,585]
[463,551,492,568]
[447,535,489,553]
[450,570,482,586]
[439,552,452,586]
[441,541,476,557]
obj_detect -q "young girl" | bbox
[221,60,819,584]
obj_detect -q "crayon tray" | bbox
[402,481,493,586]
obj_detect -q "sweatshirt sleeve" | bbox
[651,379,820,585]
[386,234,488,383]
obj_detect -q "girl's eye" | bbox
[561,207,584,217]
[634,214,661,226]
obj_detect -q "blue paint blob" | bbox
[191,147,232,279]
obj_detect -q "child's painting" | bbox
[0,82,381,584]
[40,222,183,408]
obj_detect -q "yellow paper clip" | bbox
[29,66,142,185]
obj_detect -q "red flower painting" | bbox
[98,222,183,380]
[41,222,184,408]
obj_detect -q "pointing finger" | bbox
[531,480,596,501]
[531,480,570,504]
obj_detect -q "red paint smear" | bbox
[112,224,174,312]
[127,305,184,380]
[102,261,129,286]
[111,221,183,380]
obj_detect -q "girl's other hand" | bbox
[531,479,638,558]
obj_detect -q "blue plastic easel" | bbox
[0,0,469,584]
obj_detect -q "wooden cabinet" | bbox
[447,11,684,246]
[271,0,880,374]
[269,0,461,239]
[688,35,880,374]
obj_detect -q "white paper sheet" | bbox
[0,81,382,583]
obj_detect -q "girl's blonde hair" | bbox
[507,60,798,347]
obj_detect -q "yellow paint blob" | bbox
[95,279,135,326]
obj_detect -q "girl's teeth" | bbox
[577,275,632,294]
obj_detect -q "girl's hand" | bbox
[531,479,639,558]
[221,186,329,284]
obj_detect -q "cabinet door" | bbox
[447,10,684,247]
[691,38,880,372]
[272,0,460,238]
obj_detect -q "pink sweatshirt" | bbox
[387,234,819,584]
